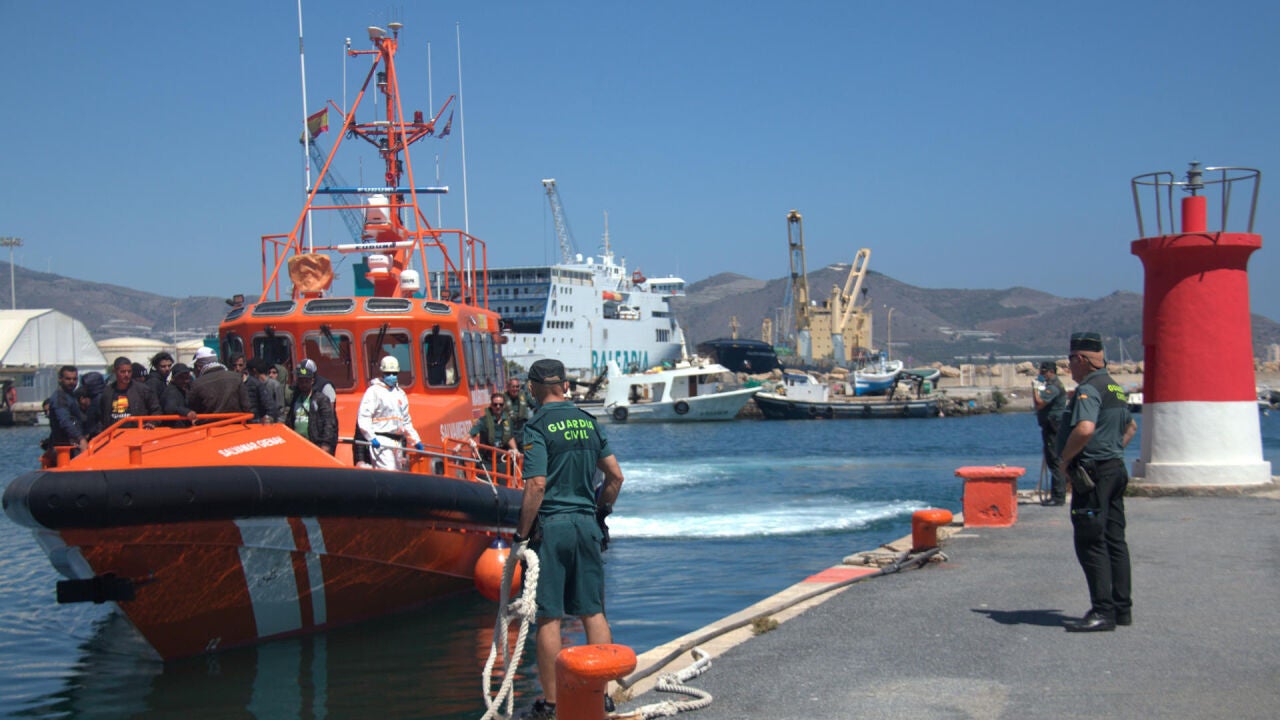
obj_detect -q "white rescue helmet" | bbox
[379,356,401,374]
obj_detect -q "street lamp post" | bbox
[0,237,22,310]
[885,306,895,361]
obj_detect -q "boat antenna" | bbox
[296,0,314,252]
[428,41,442,227]
[456,22,471,239]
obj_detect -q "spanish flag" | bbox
[301,108,329,143]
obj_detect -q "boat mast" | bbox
[296,0,314,252]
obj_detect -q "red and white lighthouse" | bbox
[1130,163,1271,487]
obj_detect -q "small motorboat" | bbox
[592,358,759,423]
[854,353,904,396]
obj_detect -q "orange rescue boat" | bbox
[3,22,524,660]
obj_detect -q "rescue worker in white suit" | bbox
[357,356,423,470]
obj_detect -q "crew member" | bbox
[468,391,521,476]
[357,356,422,470]
[503,377,536,444]
[1057,331,1136,633]
[1033,360,1068,505]
[515,358,625,720]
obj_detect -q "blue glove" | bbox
[415,442,424,451]
[370,437,381,449]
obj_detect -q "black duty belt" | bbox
[376,432,405,442]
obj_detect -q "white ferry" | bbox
[485,239,686,377]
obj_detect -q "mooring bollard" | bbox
[956,466,1026,527]
[911,508,954,551]
[556,643,637,720]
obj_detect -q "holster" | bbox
[1070,461,1096,495]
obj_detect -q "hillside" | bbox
[4,264,241,342]
[672,264,1280,364]
[5,262,1279,365]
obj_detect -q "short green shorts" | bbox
[533,512,606,619]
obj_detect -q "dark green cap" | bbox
[528,359,566,384]
[1069,332,1104,352]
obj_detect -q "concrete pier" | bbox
[617,490,1280,719]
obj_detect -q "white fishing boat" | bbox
[592,358,759,423]
[854,353,903,395]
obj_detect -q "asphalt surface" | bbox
[621,495,1280,720]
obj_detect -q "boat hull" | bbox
[753,392,939,419]
[595,386,759,423]
[4,465,521,660]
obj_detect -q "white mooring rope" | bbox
[479,542,540,720]
[631,648,715,718]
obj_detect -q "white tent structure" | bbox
[0,309,108,422]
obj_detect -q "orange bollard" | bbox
[911,508,954,551]
[556,644,637,720]
[956,465,1026,527]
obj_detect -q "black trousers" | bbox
[1070,457,1132,619]
[1039,419,1067,500]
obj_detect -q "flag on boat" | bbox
[438,111,453,139]
[301,108,329,142]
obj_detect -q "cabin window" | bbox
[480,333,496,388]
[252,333,294,371]
[364,330,415,388]
[463,331,478,388]
[302,330,355,390]
[220,333,245,363]
[422,328,459,387]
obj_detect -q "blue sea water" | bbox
[3,413,1279,718]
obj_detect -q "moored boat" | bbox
[853,352,904,396]
[754,371,940,419]
[2,22,523,660]
[590,358,759,423]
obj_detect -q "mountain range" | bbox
[7,262,1280,365]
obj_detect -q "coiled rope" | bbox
[479,541,540,720]
[629,648,714,718]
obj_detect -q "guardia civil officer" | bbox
[1057,331,1136,633]
[1032,360,1068,505]
[514,359,624,720]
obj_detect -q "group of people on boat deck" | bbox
[40,348,339,463]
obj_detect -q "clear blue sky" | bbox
[5,1,1280,320]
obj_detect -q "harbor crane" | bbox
[542,179,579,264]
[830,248,872,362]
[782,209,874,365]
[785,210,812,360]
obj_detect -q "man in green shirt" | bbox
[1032,360,1068,505]
[1057,331,1136,633]
[515,359,625,720]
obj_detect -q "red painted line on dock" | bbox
[803,566,878,583]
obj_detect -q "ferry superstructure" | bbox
[483,239,687,377]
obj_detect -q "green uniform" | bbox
[469,408,513,448]
[504,387,536,442]
[522,400,613,617]
[1057,369,1131,461]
